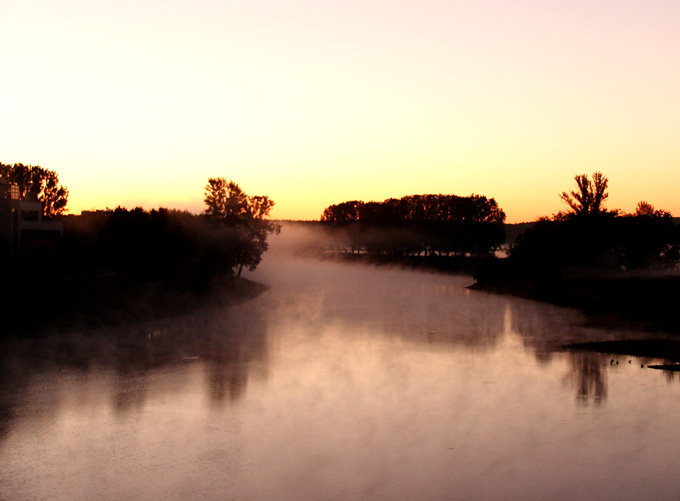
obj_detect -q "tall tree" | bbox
[0,163,69,218]
[204,178,250,223]
[559,172,609,217]
[204,177,280,276]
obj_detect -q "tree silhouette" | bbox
[204,178,280,277]
[635,201,655,217]
[633,200,671,218]
[507,174,679,275]
[618,202,677,268]
[0,162,69,218]
[559,172,609,217]
[320,200,364,223]
[204,178,249,223]
[320,193,505,258]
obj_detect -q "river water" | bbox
[2,240,680,499]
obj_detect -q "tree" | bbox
[320,200,364,223]
[633,201,671,219]
[320,193,506,257]
[617,201,677,268]
[559,172,609,217]
[0,162,69,218]
[204,178,249,223]
[634,201,655,217]
[204,177,280,277]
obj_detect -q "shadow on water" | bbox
[0,300,269,440]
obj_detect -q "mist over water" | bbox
[2,224,680,500]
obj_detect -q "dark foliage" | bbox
[320,193,506,259]
[58,207,242,289]
[473,174,680,331]
[475,173,679,297]
[0,162,69,218]
[1,206,269,335]
[204,178,280,276]
[559,171,609,217]
[508,211,679,274]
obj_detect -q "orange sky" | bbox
[2,0,679,222]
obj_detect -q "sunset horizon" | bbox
[4,2,680,495]
[2,0,679,224]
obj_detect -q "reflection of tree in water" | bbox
[659,369,679,384]
[0,336,92,440]
[0,301,269,433]
[504,293,680,401]
[207,356,248,405]
[204,313,268,407]
[505,299,588,364]
[566,352,607,405]
[501,300,613,403]
[108,304,269,412]
[112,361,150,415]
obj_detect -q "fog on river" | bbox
[2,224,680,500]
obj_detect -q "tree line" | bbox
[320,194,506,259]
[59,178,279,284]
[474,172,680,306]
[511,172,679,272]
[1,164,279,287]
[1,169,280,332]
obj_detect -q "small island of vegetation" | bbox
[318,193,505,273]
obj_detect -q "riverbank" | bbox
[0,273,268,337]
[472,264,680,333]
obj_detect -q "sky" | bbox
[1,0,679,223]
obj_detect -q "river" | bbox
[1,233,680,500]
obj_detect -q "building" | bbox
[0,176,63,256]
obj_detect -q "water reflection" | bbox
[567,352,608,405]
[2,247,680,499]
[0,300,268,437]
[659,369,680,383]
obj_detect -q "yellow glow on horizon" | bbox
[1,0,679,223]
